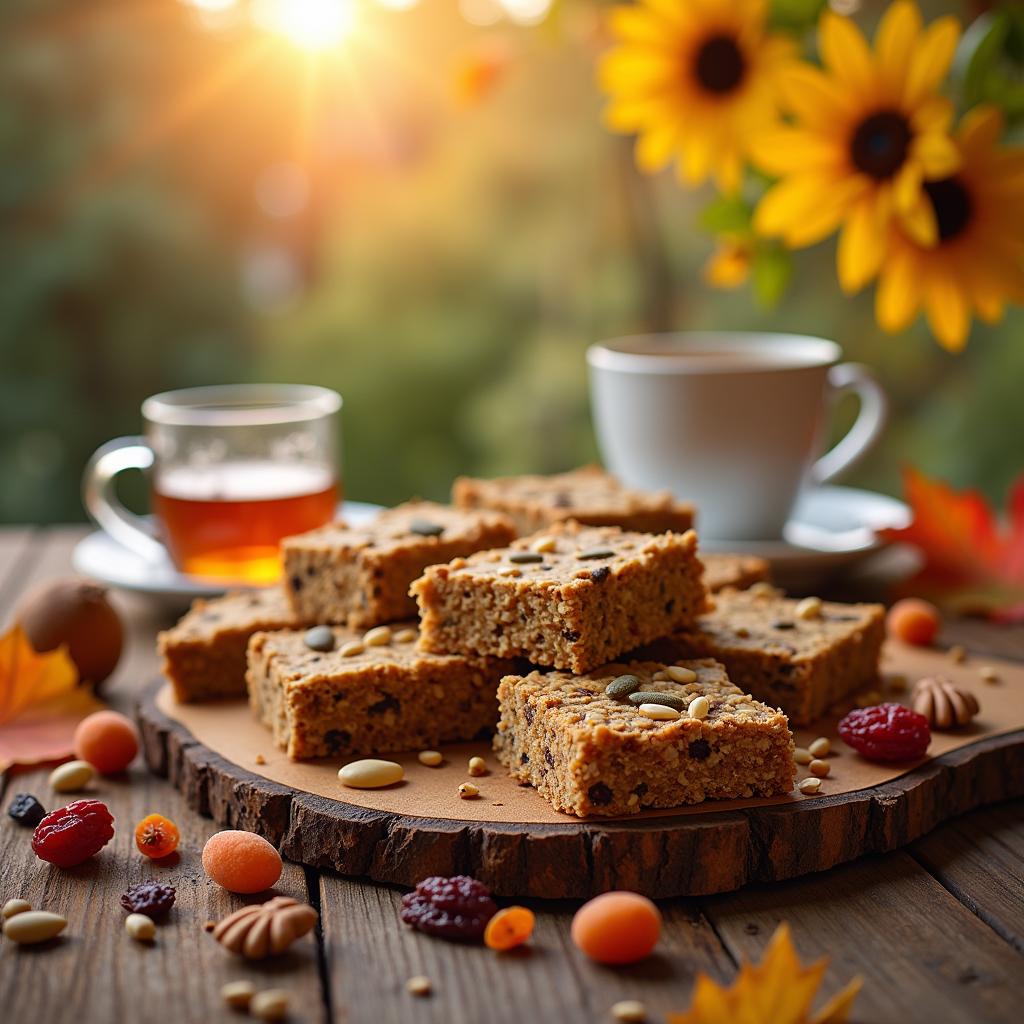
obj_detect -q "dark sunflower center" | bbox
[850,111,911,179]
[923,177,973,243]
[694,35,746,95]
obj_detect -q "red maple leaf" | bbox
[880,467,1024,622]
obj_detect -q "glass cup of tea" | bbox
[83,384,341,585]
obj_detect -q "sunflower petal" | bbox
[911,96,953,134]
[599,49,681,91]
[904,15,961,110]
[755,174,863,248]
[819,10,876,94]
[778,63,855,129]
[608,6,678,46]
[957,104,1004,158]
[635,123,679,173]
[924,272,971,351]
[703,242,751,289]
[913,131,961,179]
[877,0,923,100]
[748,129,842,175]
[838,197,888,294]
[875,244,921,333]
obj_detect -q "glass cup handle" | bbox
[82,437,167,562]
[812,363,889,485]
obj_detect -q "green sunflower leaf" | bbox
[769,0,827,33]
[698,195,753,236]
[752,244,793,309]
[961,9,1024,125]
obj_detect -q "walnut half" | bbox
[912,676,979,730]
[211,895,318,959]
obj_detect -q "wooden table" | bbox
[1,527,1022,1023]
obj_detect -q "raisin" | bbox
[325,729,352,753]
[524,704,535,725]
[120,880,177,918]
[562,629,581,643]
[32,799,115,867]
[544,747,555,768]
[290,575,304,592]
[588,782,613,806]
[664,599,676,614]
[7,793,46,828]
[590,566,611,582]
[368,694,400,716]
[400,875,497,941]
[688,739,711,760]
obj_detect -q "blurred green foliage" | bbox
[1,0,1021,525]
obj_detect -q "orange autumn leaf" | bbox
[880,467,1024,621]
[668,923,862,1024]
[0,624,103,772]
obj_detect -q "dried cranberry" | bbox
[400,875,497,942]
[120,881,177,918]
[838,703,931,761]
[31,799,114,867]
[7,793,47,828]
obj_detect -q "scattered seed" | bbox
[2,910,67,945]
[795,596,823,620]
[125,913,156,942]
[251,989,290,1022]
[221,980,256,1010]
[2,899,31,920]
[393,627,418,644]
[794,747,812,765]
[363,625,392,647]
[459,782,480,799]
[887,675,908,693]
[688,695,710,720]
[418,750,443,767]
[606,674,642,698]
[498,567,522,578]
[808,737,831,758]
[637,703,680,721]
[611,1000,648,1022]
[509,551,544,564]
[772,620,795,630]
[338,759,404,789]
[750,581,777,597]
[406,975,432,997]
[409,519,444,537]
[666,665,698,684]
[809,759,831,777]
[468,756,488,777]
[798,777,822,795]
[531,536,557,554]
[339,640,364,658]
[980,666,1000,683]
[627,691,685,711]
[49,759,94,793]
[302,625,335,652]
[576,548,614,560]
[949,645,967,664]
[255,754,267,765]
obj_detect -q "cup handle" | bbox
[812,363,888,485]
[82,436,167,561]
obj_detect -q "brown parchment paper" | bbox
[157,641,1024,824]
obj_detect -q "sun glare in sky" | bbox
[252,0,357,51]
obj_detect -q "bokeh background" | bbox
[1,0,1020,524]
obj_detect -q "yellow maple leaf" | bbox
[669,924,862,1024]
[0,624,102,772]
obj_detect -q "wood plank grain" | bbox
[316,875,735,1024]
[703,851,1024,1024]
[912,803,1024,953]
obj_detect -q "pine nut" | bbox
[125,913,156,942]
[393,628,418,644]
[468,756,488,776]
[794,747,812,765]
[418,750,443,767]
[406,975,432,997]
[980,666,999,683]
[338,759,404,789]
[531,536,557,554]
[251,989,290,1021]
[459,782,480,799]
[2,910,67,944]
[688,695,710,720]
[2,899,31,920]
[49,759,94,793]
[339,640,364,658]
[667,665,697,684]
[798,777,822,794]
[221,981,256,1010]
[809,759,830,777]
[611,1000,648,1022]
[808,737,830,758]
[363,625,392,647]
[638,703,680,721]
[795,596,823,620]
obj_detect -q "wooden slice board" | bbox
[136,642,1024,899]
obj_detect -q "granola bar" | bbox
[158,588,297,703]
[282,501,516,629]
[494,658,796,817]
[246,622,516,760]
[702,552,770,593]
[411,521,707,673]
[452,465,695,536]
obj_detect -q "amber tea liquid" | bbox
[153,462,337,584]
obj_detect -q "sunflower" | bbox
[600,0,797,194]
[752,1,961,294]
[873,105,1024,352]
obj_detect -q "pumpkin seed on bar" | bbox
[627,691,686,711]
[508,552,544,564]
[303,626,336,652]
[576,548,615,560]
[605,674,642,699]
[409,519,444,537]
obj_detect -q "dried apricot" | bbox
[571,891,661,964]
[484,906,535,951]
[73,710,139,774]
[202,830,282,894]
[135,813,180,859]
[886,599,941,647]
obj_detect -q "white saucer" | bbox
[700,485,909,584]
[72,501,383,604]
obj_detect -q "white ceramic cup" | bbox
[586,332,887,542]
